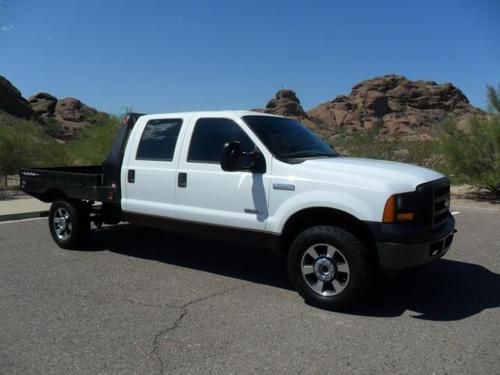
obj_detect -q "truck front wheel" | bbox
[49,200,90,249]
[287,225,372,310]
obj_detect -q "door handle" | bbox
[128,169,135,183]
[178,172,187,188]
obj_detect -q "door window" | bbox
[187,118,254,163]
[136,119,183,161]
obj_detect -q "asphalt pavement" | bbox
[0,207,499,374]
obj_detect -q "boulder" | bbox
[55,97,96,122]
[29,92,57,117]
[255,89,310,120]
[275,89,301,103]
[0,76,34,119]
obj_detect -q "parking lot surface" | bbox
[0,207,499,374]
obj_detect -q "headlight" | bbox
[383,192,418,223]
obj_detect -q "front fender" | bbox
[266,189,384,234]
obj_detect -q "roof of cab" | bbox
[138,110,284,121]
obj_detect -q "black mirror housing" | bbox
[221,141,266,173]
[221,141,242,172]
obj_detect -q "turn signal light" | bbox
[383,194,417,223]
[383,196,396,223]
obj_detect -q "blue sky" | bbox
[1,0,498,114]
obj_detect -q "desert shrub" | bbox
[0,126,34,176]
[39,117,65,138]
[487,84,500,113]
[0,112,68,178]
[66,113,121,165]
[0,110,122,175]
[440,86,500,193]
[333,132,441,168]
[308,115,330,131]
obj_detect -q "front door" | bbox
[175,116,271,231]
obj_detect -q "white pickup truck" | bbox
[20,111,455,309]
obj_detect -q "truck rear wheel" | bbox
[287,225,372,310]
[49,200,90,249]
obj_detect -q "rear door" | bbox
[122,115,190,218]
[175,115,271,231]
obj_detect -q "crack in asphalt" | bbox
[66,285,247,375]
[4,252,247,375]
[38,284,246,374]
[150,310,187,375]
[148,285,246,375]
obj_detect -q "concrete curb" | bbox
[0,198,51,223]
[0,210,49,222]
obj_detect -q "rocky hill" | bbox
[257,75,481,142]
[310,75,482,141]
[0,75,99,140]
[29,93,98,139]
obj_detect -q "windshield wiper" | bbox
[280,150,337,158]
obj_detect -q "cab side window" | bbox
[187,118,254,163]
[136,119,183,161]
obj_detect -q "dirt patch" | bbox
[451,185,499,211]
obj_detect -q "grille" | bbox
[432,184,450,228]
[417,177,450,229]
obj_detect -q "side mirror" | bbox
[221,141,243,172]
[221,141,266,173]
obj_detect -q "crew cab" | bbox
[20,111,455,309]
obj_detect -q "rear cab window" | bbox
[136,118,183,161]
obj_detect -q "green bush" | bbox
[0,110,121,178]
[333,132,441,168]
[0,126,33,176]
[66,113,121,165]
[39,117,65,138]
[0,112,68,178]
[487,84,500,113]
[441,86,500,193]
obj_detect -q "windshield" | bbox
[242,115,338,159]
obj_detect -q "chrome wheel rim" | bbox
[301,243,350,296]
[53,208,72,241]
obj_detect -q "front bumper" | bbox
[367,215,456,270]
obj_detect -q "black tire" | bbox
[287,225,372,310]
[48,200,90,249]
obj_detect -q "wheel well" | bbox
[280,207,377,260]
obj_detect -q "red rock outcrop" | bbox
[307,74,481,140]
